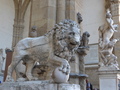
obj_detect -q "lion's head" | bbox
[53,19,81,60]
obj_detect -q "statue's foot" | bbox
[5,75,14,82]
[16,78,27,82]
[30,77,38,81]
[27,75,38,81]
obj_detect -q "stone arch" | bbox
[12,0,31,48]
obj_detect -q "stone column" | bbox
[70,31,90,90]
[66,0,79,85]
[56,0,65,23]
[77,47,89,90]
[30,0,56,36]
[12,0,30,48]
[12,19,24,47]
[47,0,56,31]
[79,55,86,90]
[69,54,80,84]
[66,0,76,20]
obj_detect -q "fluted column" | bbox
[66,0,75,20]
[56,0,65,23]
[30,0,56,36]
[12,0,30,48]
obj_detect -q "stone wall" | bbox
[0,0,14,54]
[84,44,99,65]
[0,0,30,51]
[23,2,31,38]
[75,0,83,33]
[30,0,83,36]
[30,0,56,36]
[82,0,105,44]
[0,0,14,83]
[85,67,99,89]
[110,1,120,67]
[82,0,105,89]
[0,0,31,82]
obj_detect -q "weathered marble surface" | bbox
[6,19,81,84]
[98,9,119,69]
[0,81,80,90]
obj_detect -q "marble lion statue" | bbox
[6,19,81,82]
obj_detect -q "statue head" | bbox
[53,19,81,49]
[31,26,37,32]
[106,9,112,18]
[83,31,90,37]
[77,12,83,24]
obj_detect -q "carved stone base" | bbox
[0,81,80,90]
[99,66,119,71]
[98,67,120,90]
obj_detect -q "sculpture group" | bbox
[98,9,119,69]
[6,19,81,83]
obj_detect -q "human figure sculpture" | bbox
[99,9,118,49]
[80,31,90,48]
[30,26,37,37]
[77,12,83,24]
[99,39,119,68]
[6,19,81,83]
[98,9,119,69]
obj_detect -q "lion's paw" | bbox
[16,78,27,82]
[5,75,14,82]
[31,77,38,80]
[27,77,38,81]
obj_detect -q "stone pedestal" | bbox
[70,73,88,90]
[0,81,80,90]
[98,67,120,90]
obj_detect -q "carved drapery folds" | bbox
[98,9,119,69]
[12,0,30,48]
